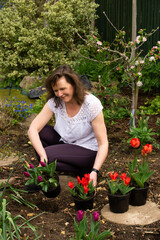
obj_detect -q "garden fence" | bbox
[95,0,160,54]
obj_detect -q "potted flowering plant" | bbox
[70,210,111,240]
[107,172,134,213]
[68,174,95,210]
[23,160,61,198]
[128,138,154,205]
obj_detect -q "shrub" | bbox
[0,0,98,86]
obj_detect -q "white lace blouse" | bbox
[47,93,103,151]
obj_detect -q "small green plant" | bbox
[0,164,42,239]
[0,198,41,240]
[157,118,160,137]
[127,115,156,145]
[68,174,95,200]
[2,96,33,123]
[107,172,134,195]
[24,160,58,192]
[70,210,111,240]
[29,92,47,114]
[128,141,154,188]
[139,96,160,115]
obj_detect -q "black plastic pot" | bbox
[42,173,61,198]
[129,183,149,206]
[73,190,95,211]
[108,192,130,213]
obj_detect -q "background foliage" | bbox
[0,0,98,86]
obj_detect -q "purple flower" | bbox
[29,163,34,169]
[37,176,43,183]
[40,161,46,167]
[76,210,84,222]
[23,171,30,177]
[93,211,99,222]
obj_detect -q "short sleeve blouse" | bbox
[47,93,103,151]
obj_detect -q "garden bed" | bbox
[0,92,160,239]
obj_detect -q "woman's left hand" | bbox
[90,171,98,187]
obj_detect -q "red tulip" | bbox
[83,185,89,194]
[120,173,126,181]
[124,177,131,185]
[143,144,153,154]
[141,149,147,157]
[84,173,90,182]
[68,181,74,189]
[130,138,140,148]
[109,172,118,181]
[77,176,81,184]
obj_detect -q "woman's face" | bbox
[52,76,74,103]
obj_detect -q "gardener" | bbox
[28,64,108,187]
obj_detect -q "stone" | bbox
[101,201,160,225]
[19,76,37,90]
[0,154,19,166]
[0,177,16,187]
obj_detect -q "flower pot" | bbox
[72,190,95,211]
[129,183,149,206]
[42,173,61,198]
[107,192,130,213]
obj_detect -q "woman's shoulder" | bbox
[47,98,56,111]
[84,93,102,105]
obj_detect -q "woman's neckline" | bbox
[63,101,83,119]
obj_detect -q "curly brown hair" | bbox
[45,64,87,107]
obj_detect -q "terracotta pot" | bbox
[108,192,130,213]
[72,189,95,211]
[42,172,61,198]
[129,182,149,206]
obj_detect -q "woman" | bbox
[28,65,108,186]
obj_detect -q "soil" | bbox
[0,90,160,240]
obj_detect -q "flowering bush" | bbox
[2,96,33,123]
[107,172,134,195]
[24,160,57,192]
[70,210,111,240]
[68,174,95,200]
[128,139,154,188]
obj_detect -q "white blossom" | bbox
[149,56,155,61]
[140,60,144,64]
[142,37,147,42]
[135,61,139,66]
[157,41,160,45]
[97,41,102,46]
[138,72,142,77]
[137,81,143,87]
[136,36,140,44]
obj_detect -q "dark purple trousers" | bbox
[37,125,97,175]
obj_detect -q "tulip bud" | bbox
[93,211,99,221]
[29,163,34,169]
[40,161,46,167]
[23,171,30,177]
[76,210,84,222]
[37,176,43,182]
